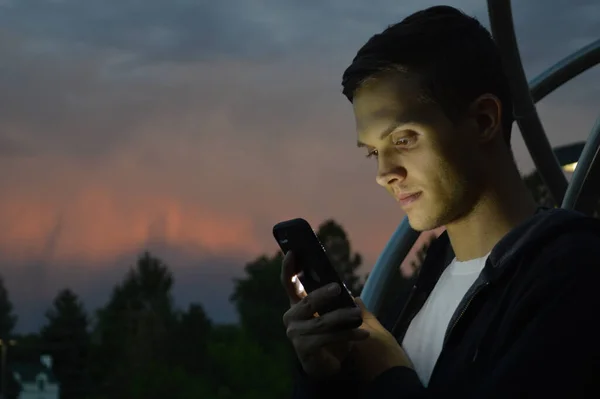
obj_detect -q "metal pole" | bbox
[562,115,600,213]
[487,0,568,205]
[360,217,419,314]
[530,39,600,104]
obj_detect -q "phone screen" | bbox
[273,218,357,313]
[291,274,307,298]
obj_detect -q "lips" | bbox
[397,192,419,201]
[395,191,422,207]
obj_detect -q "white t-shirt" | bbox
[402,253,489,386]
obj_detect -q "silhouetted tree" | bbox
[40,289,91,399]
[523,170,556,209]
[0,276,17,339]
[91,252,177,398]
[0,275,17,398]
[207,324,292,399]
[166,303,212,375]
[522,169,600,217]
[230,252,289,353]
[317,220,366,295]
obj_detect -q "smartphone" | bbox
[273,218,357,314]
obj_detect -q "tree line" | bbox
[0,220,375,399]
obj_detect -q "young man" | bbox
[281,5,600,398]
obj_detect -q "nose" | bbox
[376,155,407,187]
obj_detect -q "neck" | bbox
[445,159,538,261]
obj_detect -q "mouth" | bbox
[395,191,422,207]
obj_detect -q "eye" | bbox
[391,132,417,147]
[394,138,410,146]
[366,149,379,159]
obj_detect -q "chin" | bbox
[407,216,438,232]
[405,208,445,232]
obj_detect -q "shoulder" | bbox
[529,218,600,281]
[542,217,600,257]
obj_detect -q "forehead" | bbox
[352,74,436,132]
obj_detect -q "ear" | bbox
[468,94,503,144]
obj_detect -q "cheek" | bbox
[418,153,464,200]
[409,149,449,188]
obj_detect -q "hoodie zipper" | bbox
[443,281,490,347]
[426,280,491,386]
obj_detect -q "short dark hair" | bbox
[342,5,513,144]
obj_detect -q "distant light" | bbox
[563,162,578,173]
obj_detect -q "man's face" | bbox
[353,74,484,231]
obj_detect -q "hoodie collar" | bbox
[418,207,599,286]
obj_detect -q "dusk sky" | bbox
[0,0,598,332]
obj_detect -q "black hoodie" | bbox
[292,208,600,398]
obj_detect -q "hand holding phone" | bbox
[275,218,371,378]
[275,218,408,381]
[273,218,357,314]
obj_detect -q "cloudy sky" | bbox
[0,0,598,332]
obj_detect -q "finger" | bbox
[283,283,341,326]
[295,329,370,355]
[286,307,363,338]
[281,251,302,305]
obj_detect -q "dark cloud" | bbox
[0,1,596,158]
[0,1,594,64]
[513,0,600,72]
[0,0,365,61]
[0,135,33,157]
[0,0,556,63]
